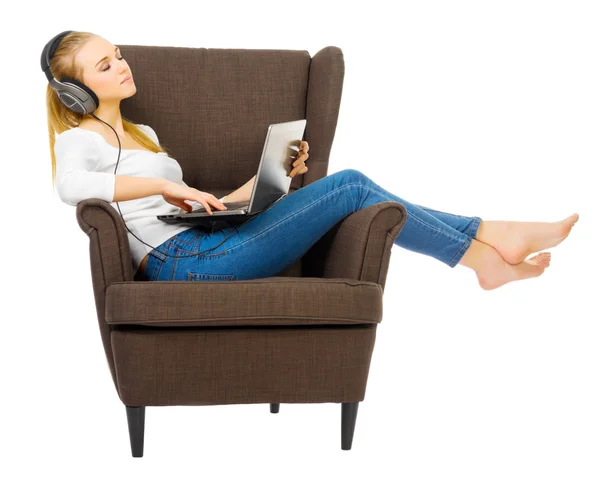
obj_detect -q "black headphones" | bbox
[41,30,99,114]
[42,30,256,267]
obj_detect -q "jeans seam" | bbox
[405,208,464,243]
[169,250,178,280]
[147,256,164,280]
[469,217,481,238]
[415,204,445,215]
[150,248,168,262]
[449,235,471,267]
[171,231,200,246]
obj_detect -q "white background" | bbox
[2,0,598,478]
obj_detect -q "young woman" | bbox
[47,32,578,290]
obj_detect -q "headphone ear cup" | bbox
[55,76,99,114]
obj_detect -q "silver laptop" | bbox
[157,119,307,226]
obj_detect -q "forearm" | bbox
[222,175,256,203]
[113,175,169,202]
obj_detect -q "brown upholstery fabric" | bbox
[112,325,378,406]
[106,277,383,327]
[74,44,407,408]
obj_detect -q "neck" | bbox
[85,102,125,136]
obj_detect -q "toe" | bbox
[565,213,579,225]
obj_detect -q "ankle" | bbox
[458,237,503,273]
[475,219,503,248]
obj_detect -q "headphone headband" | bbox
[40,30,74,82]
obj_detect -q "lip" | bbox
[121,75,132,84]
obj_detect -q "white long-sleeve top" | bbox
[54,123,226,274]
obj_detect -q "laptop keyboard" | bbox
[191,201,249,213]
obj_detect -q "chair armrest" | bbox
[74,198,406,293]
[76,199,134,285]
[302,201,407,292]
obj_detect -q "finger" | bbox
[293,154,308,167]
[300,141,309,153]
[210,199,227,210]
[291,165,308,178]
[294,153,308,165]
[199,199,213,215]
[289,163,304,177]
[178,201,192,212]
[209,194,227,209]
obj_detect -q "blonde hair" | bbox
[46,31,171,187]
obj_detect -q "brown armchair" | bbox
[74,43,407,457]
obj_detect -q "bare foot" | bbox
[476,252,551,291]
[476,213,579,265]
[458,238,551,291]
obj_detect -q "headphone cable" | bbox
[89,113,258,260]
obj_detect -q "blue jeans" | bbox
[139,169,482,282]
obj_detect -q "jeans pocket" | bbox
[188,272,236,282]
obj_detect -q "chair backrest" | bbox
[75,44,345,388]
[119,44,345,194]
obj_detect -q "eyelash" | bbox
[102,56,125,72]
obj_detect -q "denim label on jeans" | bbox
[188,272,236,281]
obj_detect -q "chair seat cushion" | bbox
[105,277,383,327]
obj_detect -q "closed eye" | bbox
[102,57,125,72]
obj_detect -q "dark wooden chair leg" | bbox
[126,406,146,457]
[341,402,359,450]
[270,403,280,413]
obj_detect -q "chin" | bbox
[122,87,137,99]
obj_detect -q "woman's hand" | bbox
[289,141,310,178]
[162,182,227,215]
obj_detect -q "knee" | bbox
[336,168,368,184]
